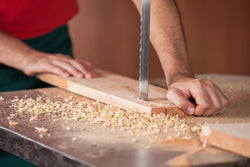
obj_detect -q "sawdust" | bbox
[34,127,49,138]
[9,120,19,126]
[9,95,202,140]
[71,137,77,141]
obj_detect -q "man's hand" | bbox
[22,51,96,78]
[0,29,96,78]
[166,75,229,116]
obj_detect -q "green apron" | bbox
[0,24,73,166]
[0,24,73,92]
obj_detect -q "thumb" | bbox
[166,88,195,115]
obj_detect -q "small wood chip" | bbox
[9,120,19,126]
[35,127,48,133]
[72,137,77,141]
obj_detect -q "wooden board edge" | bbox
[37,73,166,115]
[200,125,250,158]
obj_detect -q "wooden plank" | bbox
[200,123,250,158]
[37,69,179,115]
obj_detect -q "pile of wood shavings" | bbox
[9,96,201,140]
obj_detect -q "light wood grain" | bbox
[38,69,180,115]
[201,123,250,158]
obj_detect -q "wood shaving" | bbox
[35,127,48,133]
[9,120,19,126]
[0,96,4,101]
[131,138,137,143]
[65,126,71,131]
[72,137,77,141]
[34,126,49,138]
[9,96,202,140]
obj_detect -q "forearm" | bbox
[0,30,34,71]
[0,29,96,78]
[132,0,193,86]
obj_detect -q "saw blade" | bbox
[139,0,151,101]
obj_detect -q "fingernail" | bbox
[186,107,194,114]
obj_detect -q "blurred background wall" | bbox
[69,0,250,79]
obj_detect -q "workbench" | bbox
[0,74,249,167]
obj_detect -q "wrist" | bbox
[18,48,33,70]
[166,72,194,87]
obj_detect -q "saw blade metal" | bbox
[139,0,151,101]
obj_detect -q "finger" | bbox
[85,72,97,79]
[44,63,69,77]
[75,60,97,78]
[51,60,84,78]
[203,87,222,117]
[215,86,230,114]
[190,87,212,116]
[167,88,195,115]
[68,59,91,74]
[52,55,96,78]
[77,60,93,68]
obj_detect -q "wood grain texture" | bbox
[38,69,178,115]
[201,123,250,158]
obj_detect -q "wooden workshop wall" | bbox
[69,0,250,79]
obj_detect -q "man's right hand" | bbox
[21,51,96,78]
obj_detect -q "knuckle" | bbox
[200,102,210,110]
[213,104,221,111]
[206,80,216,89]
[194,79,203,88]
[206,80,213,85]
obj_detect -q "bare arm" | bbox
[0,30,96,78]
[132,0,229,116]
[133,0,192,84]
